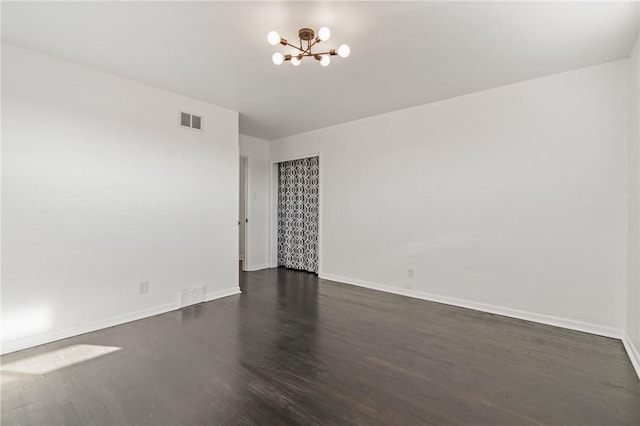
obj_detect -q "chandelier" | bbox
[267,27,350,67]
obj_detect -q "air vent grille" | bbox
[180,112,203,130]
[191,115,201,130]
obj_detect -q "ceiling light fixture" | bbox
[267,27,350,66]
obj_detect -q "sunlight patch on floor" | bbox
[1,344,122,378]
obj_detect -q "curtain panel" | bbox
[277,156,319,273]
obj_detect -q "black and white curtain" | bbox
[277,156,319,273]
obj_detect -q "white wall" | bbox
[627,33,640,374]
[239,134,270,271]
[1,44,240,353]
[270,60,629,336]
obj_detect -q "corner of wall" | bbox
[623,332,640,379]
[625,32,640,379]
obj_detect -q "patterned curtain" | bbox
[277,157,319,273]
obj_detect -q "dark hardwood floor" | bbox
[1,265,639,425]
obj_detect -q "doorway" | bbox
[275,156,320,274]
[239,156,248,271]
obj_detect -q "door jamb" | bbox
[240,155,249,271]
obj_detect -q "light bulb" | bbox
[318,27,331,41]
[320,55,330,67]
[338,44,350,58]
[272,52,284,65]
[291,56,301,66]
[267,31,280,46]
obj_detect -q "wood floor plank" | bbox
[1,265,639,425]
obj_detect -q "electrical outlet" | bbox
[139,281,149,294]
[408,268,414,278]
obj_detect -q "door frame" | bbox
[269,151,323,274]
[239,155,249,271]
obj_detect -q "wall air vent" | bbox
[180,112,203,131]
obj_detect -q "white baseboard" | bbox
[205,287,241,301]
[319,273,623,340]
[1,286,241,355]
[243,263,270,272]
[622,332,640,380]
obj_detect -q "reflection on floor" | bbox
[1,266,639,425]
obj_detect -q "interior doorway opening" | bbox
[270,154,321,274]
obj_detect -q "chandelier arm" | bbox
[288,50,335,60]
[284,42,305,53]
[309,50,337,56]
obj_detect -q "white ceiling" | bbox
[2,1,638,140]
